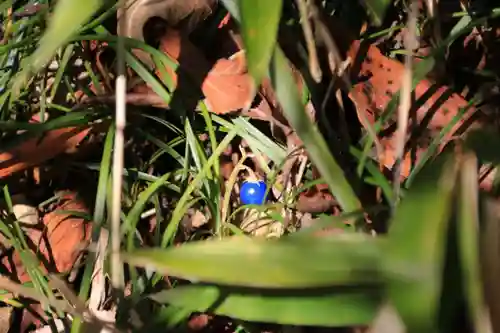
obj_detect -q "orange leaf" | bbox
[158,29,254,114]
[201,51,254,113]
[347,41,478,177]
[2,192,92,283]
[0,126,90,179]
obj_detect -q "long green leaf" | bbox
[72,124,113,333]
[239,0,283,86]
[479,189,500,333]
[270,48,361,212]
[384,153,458,333]
[124,235,383,288]
[150,284,381,326]
[126,173,172,250]
[458,154,491,333]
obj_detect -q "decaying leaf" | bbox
[156,29,254,114]
[1,192,92,283]
[347,40,484,177]
[0,126,90,179]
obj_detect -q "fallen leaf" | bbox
[1,191,92,283]
[0,126,90,179]
[201,50,255,113]
[347,40,482,177]
[190,209,209,229]
[188,313,211,331]
[155,29,254,114]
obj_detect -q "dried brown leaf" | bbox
[0,127,90,179]
[2,192,92,283]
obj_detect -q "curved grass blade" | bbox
[125,173,172,250]
[458,153,491,333]
[212,115,287,165]
[270,48,361,213]
[124,235,383,288]
[384,153,458,333]
[150,284,382,327]
[239,0,283,87]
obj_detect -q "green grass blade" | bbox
[270,48,361,212]
[212,115,287,165]
[150,284,381,327]
[199,103,220,179]
[124,235,383,288]
[239,0,283,86]
[125,173,171,250]
[49,43,75,101]
[72,124,114,333]
[458,154,491,333]
[384,153,458,333]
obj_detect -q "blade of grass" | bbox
[384,153,458,333]
[270,48,361,213]
[71,124,113,333]
[124,235,384,288]
[150,284,381,326]
[458,153,492,333]
[125,172,171,251]
[239,0,282,88]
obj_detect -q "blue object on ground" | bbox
[240,180,267,205]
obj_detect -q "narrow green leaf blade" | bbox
[123,235,383,288]
[384,153,458,333]
[479,191,500,333]
[270,48,361,213]
[458,154,491,333]
[239,0,283,86]
[150,284,382,326]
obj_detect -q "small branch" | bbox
[111,0,127,291]
[295,0,322,82]
[308,1,383,160]
[393,0,419,204]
